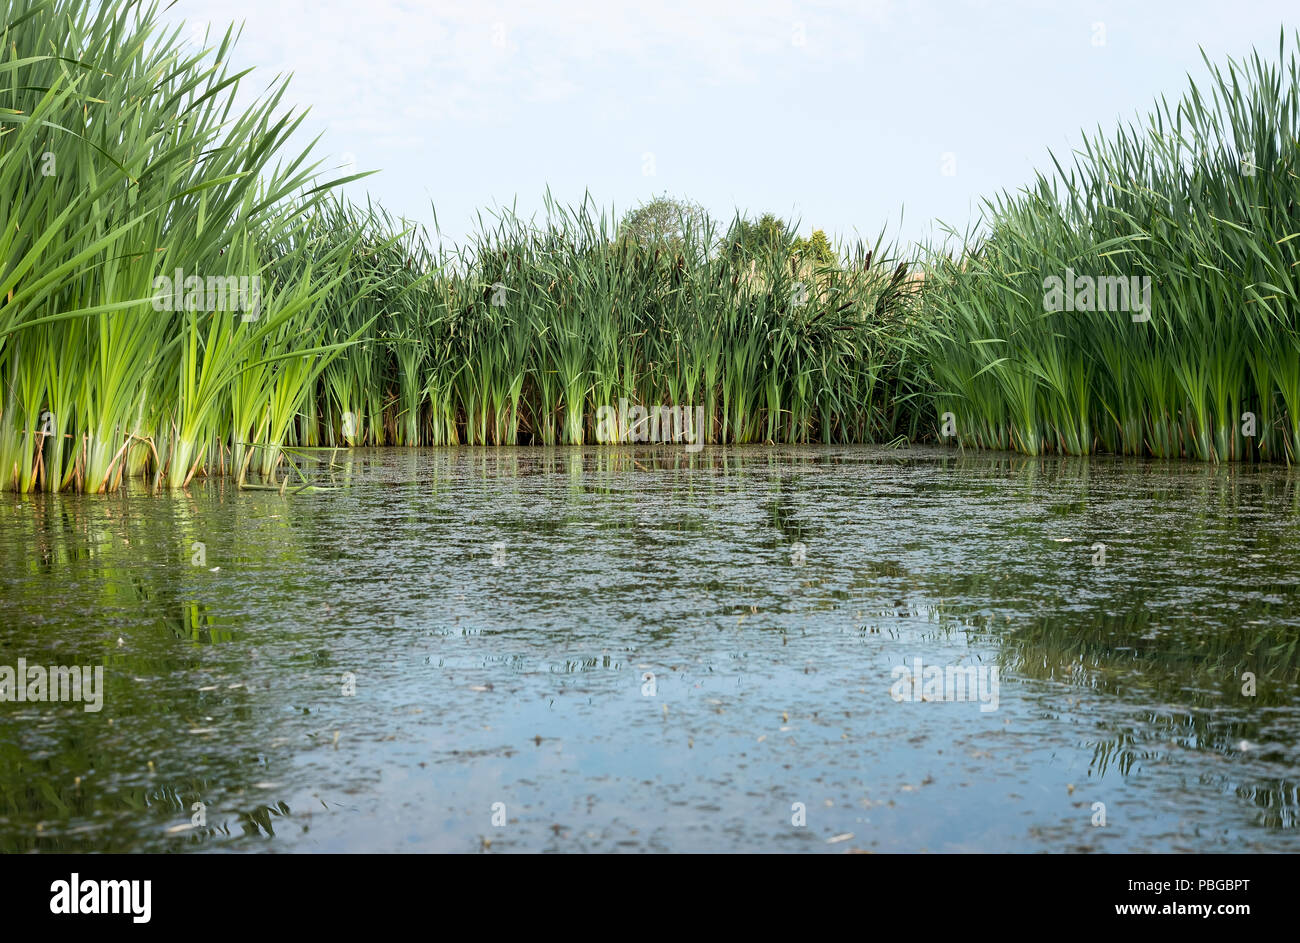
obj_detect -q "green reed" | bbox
[921,31,1300,462]
[303,193,923,452]
[0,0,928,492]
[0,0,367,492]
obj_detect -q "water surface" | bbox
[1,446,1297,852]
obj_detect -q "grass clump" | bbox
[921,31,1300,461]
[0,0,365,492]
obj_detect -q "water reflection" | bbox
[0,446,1297,852]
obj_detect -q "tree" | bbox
[723,212,796,261]
[617,195,712,256]
[793,229,836,265]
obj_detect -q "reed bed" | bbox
[12,0,1298,495]
[921,32,1300,462]
[314,196,925,451]
[0,0,367,493]
[0,0,923,494]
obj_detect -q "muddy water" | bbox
[0,446,1297,852]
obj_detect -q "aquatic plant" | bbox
[0,0,366,492]
[310,194,925,451]
[921,31,1300,462]
[0,0,922,496]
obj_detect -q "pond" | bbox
[1,446,1297,852]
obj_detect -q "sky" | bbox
[167,0,1299,253]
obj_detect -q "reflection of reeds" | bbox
[0,771,287,851]
[1226,778,1300,829]
[1003,609,1300,702]
[922,34,1300,462]
[131,582,235,645]
[1087,723,1300,830]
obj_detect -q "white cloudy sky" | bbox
[169,0,1298,250]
